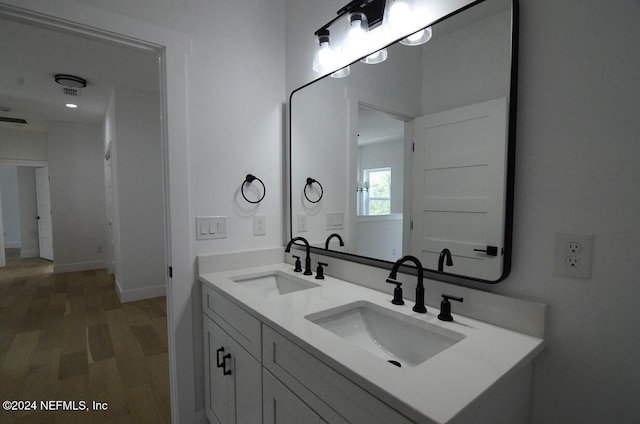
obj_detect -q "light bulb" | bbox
[388,0,412,29]
[348,16,367,45]
[331,66,350,78]
[312,30,337,73]
[361,48,388,64]
[400,27,432,46]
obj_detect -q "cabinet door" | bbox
[204,315,262,424]
[227,335,262,424]
[204,316,231,424]
[263,370,326,424]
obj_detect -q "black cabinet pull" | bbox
[216,347,225,368]
[222,353,232,375]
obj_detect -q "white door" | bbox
[35,167,54,261]
[410,98,508,280]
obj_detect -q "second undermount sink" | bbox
[230,270,320,296]
[306,301,465,367]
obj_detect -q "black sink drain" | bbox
[387,360,401,368]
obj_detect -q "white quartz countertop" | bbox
[199,263,545,424]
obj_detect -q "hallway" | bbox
[0,249,170,423]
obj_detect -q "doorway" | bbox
[0,6,173,418]
[0,163,53,265]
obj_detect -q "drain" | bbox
[387,360,401,368]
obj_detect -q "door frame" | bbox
[0,4,192,423]
[0,159,48,266]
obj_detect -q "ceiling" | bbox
[358,106,404,146]
[0,15,160,132]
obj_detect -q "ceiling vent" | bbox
[63,87,80,97]
[0,117,28,125]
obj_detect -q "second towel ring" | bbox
[241,174,266,204]
[304,177,323,203]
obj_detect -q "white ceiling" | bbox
[358,106,405,146]
[0,15,160,131]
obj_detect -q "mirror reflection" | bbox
[290,0,517,283]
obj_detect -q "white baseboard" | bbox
[20,249,40,258]
[54,260,108,273]
[116,279,166,303]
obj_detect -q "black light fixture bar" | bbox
[314,0,387,36]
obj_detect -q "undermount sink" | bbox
[231,270,320,296]
[306,301,465,367]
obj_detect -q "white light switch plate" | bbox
[196,216,227,240]
[326,212,344,230]
[553,232,594,279]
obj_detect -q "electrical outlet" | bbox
[297,214,308,232]
[254,215,265,236]
[554,232,594,279]
[566,242,582,254]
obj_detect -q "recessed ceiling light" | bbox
[65,103,78,108]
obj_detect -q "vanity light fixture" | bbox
[65,103,78,108]
[313,0,388,75]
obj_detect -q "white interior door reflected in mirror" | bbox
[409,98,507,280]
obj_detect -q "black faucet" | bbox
[438,249,453,272]
[387,255,426,313]
[324,233,345,250]
[285,237,313,275]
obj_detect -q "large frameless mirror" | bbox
[290,0,518,284]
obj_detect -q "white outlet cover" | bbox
[553,232,594,279]
[254,215,265,236]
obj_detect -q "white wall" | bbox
[47,122,108,272]
[0,128,47,163]
[17,166,39,258]
[106,86,166,301]
[0,165,21,247]
[286,1,640,424]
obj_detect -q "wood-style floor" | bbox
[0,249,170,423]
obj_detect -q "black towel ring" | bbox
[241,174,266,204]
[304,177,323,203]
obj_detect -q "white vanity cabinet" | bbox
[263,326,413,424]
[202,282,416,424]
[199,257,546,424]
[202,286,262,424]
[263,370,328,424]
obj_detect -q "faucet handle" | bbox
[438,294,464,321]
[291,255,302,272]
[386,278,405,305]
[315,262,327,280]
